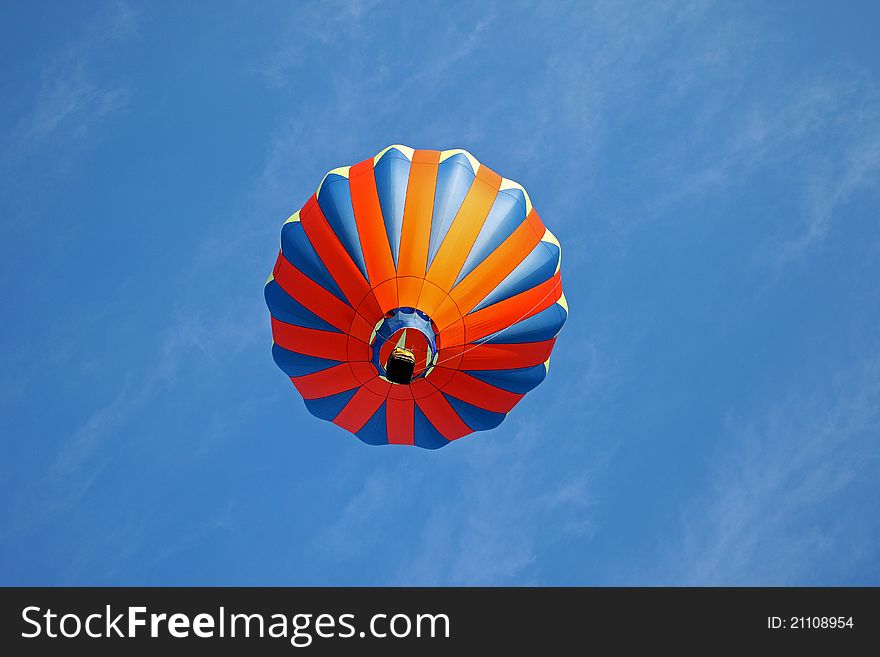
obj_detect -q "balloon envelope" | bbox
[266,145,567,448]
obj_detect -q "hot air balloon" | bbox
[265,145,567,448]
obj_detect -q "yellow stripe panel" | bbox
[556,292,569,313]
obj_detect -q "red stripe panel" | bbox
[291,364,360,400]
[445,273,562,346]
[273,252,355,332]
[410,378,437,400]
[458,339,556,371]
[416,392,472,440]
[422,364,455,390]
[436,369,524,413]
[346,335,372,364]
[334,387,386,434]
[271,317,349,361]
[386,398,415,445]
[299,195,382,321]
[350,361,379,385]
[364,376,392,397]
[348,312,375,343]
[387,383,414,400]
[431,344,464,374]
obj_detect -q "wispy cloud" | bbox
[658,73,880,271]
[9,297,266,538]
[780,95,880,261]
[388,416,604,585]
[306,405,606,586]
[663,356,880,585]
[2,2,137,167]
[257,0,385,89]
[34,315,208,508]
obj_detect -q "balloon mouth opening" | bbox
[385,347,416,384]
[370,307,439,384]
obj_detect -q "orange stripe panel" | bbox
[333,387,386,433]
[273,252,354,332]
[370,279,399,316]
[458,339,555,371]
[436,317,465,350]
[416,392,471,440]
[449,216,543,317]
[525,208,546,239]
[425,165,501,293]
[431,293,468,332]
[349,159,397,288]
[271,318,349,360]
[397,276,425,310]
[397,150,439,278]
[396,150,439,306]
[415,279,453,321]
[386,398,415,445]
[291,363,360,399]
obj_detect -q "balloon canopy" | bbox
[265,145,567,448]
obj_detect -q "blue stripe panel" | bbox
[265,280,341,332]
[280,221,348,303]
[471,241,560,312]
[464,363,547,394]
[428,154,475,268]
[454,188,526,286]
[483,303,567,344]
[500,186,528,215]
[413,405,450,449]
[443,394,506,431]
[317,174,369,280]
[355,402,389,445]
[303,388,357,421]
[374,149,411,268]
[272,344,342,378]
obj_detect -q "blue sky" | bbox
[2,0,879,585]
